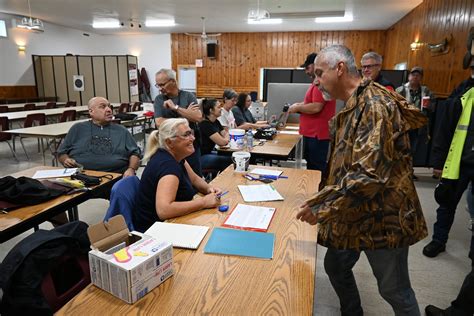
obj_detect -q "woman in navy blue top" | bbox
[134,118,222,232]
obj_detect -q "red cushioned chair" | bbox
[40,254,91,313]
[21,113,46,159]
[118,102,130,113]
[24,103,36,111]
[131,101,141,112]
[65,101,77,107]
[0,117,19,161]
[59,110,76,122]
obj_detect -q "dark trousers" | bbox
[186,146,202,177]
[433,165,474,259]
[447,268,474,316]
[324,247,420,316]
[303,136,329,172]
[200,152,232,172]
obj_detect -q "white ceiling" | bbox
[0,0,422,35]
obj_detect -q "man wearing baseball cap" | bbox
[396,66,435,180]
[288,52,336,172]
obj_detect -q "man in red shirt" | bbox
[289,53,336,171]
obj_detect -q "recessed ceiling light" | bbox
[315,15,353,23]
[247,18,282,25]
[145,19,175,27]
[92,20,121,28]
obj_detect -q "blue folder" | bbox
[204,227,275,259]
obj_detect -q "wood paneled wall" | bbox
[384,0,474,97]
[171,31,386,98]
[0,86,37,100]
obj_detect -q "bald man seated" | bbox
[58,97,141,178]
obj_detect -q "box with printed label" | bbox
[87,215,174,303]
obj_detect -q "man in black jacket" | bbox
[423,58,474,259]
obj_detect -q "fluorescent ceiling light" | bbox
[315,15,353,23]
[247,18,282,25]
[92,20,120,28]
[145,19,175,27]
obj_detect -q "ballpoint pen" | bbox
[216,191,229,198]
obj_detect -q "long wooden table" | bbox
[1,105,89,123]
[57,165,320,315]
[0,166,121,243]
[4,102,67,111]
[218,126,303,168]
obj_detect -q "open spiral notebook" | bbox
[144,222,209,249]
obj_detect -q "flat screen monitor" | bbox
[0,20,7,38]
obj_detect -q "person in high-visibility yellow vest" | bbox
[424,59,474,260]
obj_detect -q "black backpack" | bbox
[0,221,90,315]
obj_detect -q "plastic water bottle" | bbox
[246,130,253,150]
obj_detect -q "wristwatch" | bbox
[174,104,179,111]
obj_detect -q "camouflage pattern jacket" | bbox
[306,80,428,250]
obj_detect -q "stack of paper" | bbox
[145,222,209,249]
[222,204,276,232]
[32,168,78,179]
[237,184,284,202]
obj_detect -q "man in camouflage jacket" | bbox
[297,45,428,316]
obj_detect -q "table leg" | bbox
[295,137,303,169]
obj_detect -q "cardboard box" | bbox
[88,215,173,303]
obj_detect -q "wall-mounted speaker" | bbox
[207,43,217,58]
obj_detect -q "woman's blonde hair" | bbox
[143,118,188,162]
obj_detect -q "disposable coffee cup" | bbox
[422,96,430,108]
[232,151,251,172]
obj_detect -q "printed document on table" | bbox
[285,126,299,130]
[237,184,284,202]
[279,130,299,135]
[249,168,283,177]
[223,203,276,232]
[32,168,78,179]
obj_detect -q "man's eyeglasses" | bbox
[361,64,380,70]
[155,79,172,88]
[174,129,195,139]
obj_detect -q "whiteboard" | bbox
[178,67,196,92]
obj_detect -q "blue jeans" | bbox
[186,146,202,177]
[200,152,232,172]
[303,136,329,171]
[324,247,420,316]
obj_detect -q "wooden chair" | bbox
[66,101,76,107]
[131,102,141,112]
[59,110,77,123]
[0,117,19,161]
[45,102,57,109]
[118,103,130,113]
[21,113,46,160]
[24,103,36,111]
[0,105,8,113]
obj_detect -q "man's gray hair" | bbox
[155,68,176,80]
[143,118,188,161]
[316,45,359,77]
[361,51,383,65]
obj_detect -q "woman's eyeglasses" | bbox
[174,129,195,139]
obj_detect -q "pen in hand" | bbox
[216,191,229,199]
